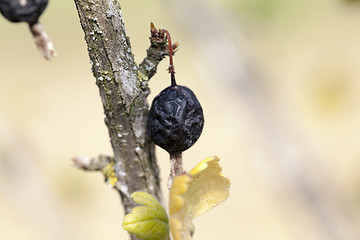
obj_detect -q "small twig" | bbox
[138,23,179,82]
[72,155,112,171]
[168,153,183,189]
[29,22,56,60]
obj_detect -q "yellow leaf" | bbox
[169,156,230,240]
[169,174,192,215]
[123,192,169,240]
[188,156,230,218]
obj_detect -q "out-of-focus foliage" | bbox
[226,0,286,20]
[344,0,360,3]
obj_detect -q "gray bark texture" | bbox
[73,0,169,225]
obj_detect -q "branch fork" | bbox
[73,1,182,225]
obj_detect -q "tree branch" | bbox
[138,25,167,81]
[73,0,169,222]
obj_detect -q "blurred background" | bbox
[1,0,360,239]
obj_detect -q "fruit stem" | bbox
[29,22,56,60]
[168,152,183,189]
[162,29,177,87]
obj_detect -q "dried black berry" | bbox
[147,28,204,155]
[0,0,48,25]
[146,25,205,188]
[0,0,55,60]
[147,84,204,155]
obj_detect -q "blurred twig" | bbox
[72,155,112,171]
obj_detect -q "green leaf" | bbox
[123,192,169,240]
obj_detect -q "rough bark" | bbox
[73,0,168,221]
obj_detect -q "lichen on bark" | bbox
[73,0,169,221]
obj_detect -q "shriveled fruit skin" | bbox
[0,0,48,24]
[147,85,204,154]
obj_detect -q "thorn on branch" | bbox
[172,41,180,54]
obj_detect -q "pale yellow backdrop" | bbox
[1,0,360,240]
